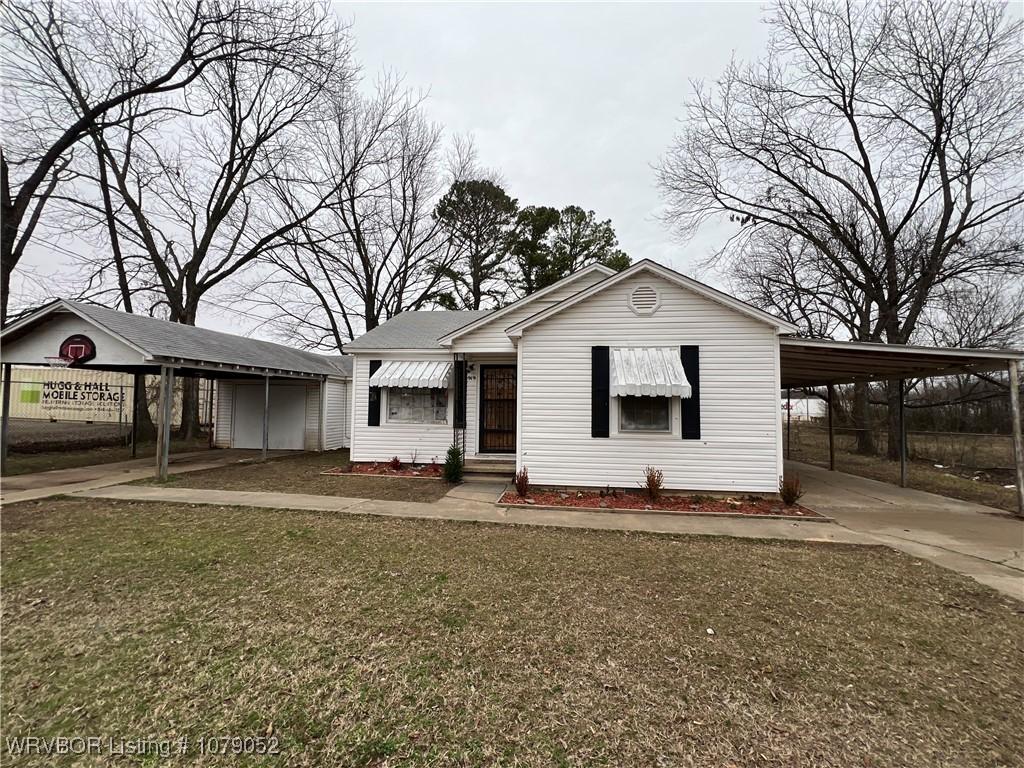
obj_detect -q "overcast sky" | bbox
[21,2,773,338]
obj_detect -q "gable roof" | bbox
[344,310,493,352]
[1,300,352,378]
[505,259,799,337]
[437,263,615,345]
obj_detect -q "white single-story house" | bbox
[344,260,795,492]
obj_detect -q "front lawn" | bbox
[2,498,1021,766]
[137,449,450,503]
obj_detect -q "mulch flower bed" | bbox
[323,462,444,478]
[499,489,821,518]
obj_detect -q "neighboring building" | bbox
[345,260,797,493]
[782,395,828,421]
[0,301,351,452]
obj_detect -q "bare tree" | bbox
[52,2,351,436]
[658,0,1024,459]
[0,0,332,325]
[242,78,452,350]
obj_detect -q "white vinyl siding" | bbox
[350,353,455,464]
[213,380,233,448]
[451,269,609,353]
[323,378,350,450]
[518,272,782,493]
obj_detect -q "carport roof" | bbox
[780,337,1024,388]
[1,300,352,379]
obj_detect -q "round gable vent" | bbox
[628,284,660,316]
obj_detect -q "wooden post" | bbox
[898,379,907,488]
[786,387,792,459]
[156,366,173,481]
[262,375,270,461]
[1008,360,1024,518]
[206,378,215,449]
[130,372,142,459]
[826,383,835,471]
[0,363,12,476]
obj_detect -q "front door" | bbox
[479,365,516,453]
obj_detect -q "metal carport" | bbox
[779,337,1024,517]
[0,300,349,479]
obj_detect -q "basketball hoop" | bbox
[44,356,72,369]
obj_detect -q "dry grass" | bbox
[787,423,1018,512]
[137,450,450,503]
[3,497,1022,767]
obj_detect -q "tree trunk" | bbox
[177,376,203,440]
[853,382,876,454]
[135,380,157,441]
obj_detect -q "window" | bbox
[619,396,671,432]
[387,387,448,424]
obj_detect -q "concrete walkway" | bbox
[73,481,873,545]
[1,449,291,505]
[791,461,1024,599]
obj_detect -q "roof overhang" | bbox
[780,337,1024,388]
[0,300,338,380]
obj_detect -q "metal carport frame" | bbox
[779,337,1024,517]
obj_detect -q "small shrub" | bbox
[780,474,804,506]
[641,465,664,502]
[409,449,418,466]
[443,442,464,483]
[388,455,402,471]
[513,467,530,497]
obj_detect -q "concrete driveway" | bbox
[790,461,1024,600]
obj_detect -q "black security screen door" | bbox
[479,365,516,453]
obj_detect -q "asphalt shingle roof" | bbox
[31,301,352,377]
[344,310,493,351]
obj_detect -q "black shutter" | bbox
[680,345,700,440]
[453,360,467,428]
[367,359,382,426]
[591,346,610,438]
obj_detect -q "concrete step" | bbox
[460,473,511,484]
[465,459,515,473]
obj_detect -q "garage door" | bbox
[231,384,307,450]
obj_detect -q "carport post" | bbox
[1,362,12,476]
[1008,360,1024,518]
[786,388,792,459]
[156,365,173,481]
[262,375,270,461]
[826,383,835,471]
[898,379,908,488]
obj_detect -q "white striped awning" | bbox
[368,360,452,388]
[610,347,692,397]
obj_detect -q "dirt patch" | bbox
[136,449,450,502]
[501,489,821,517]
[330,461,444,478]
[2,497,1022,767]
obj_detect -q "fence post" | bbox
[1008,360,1023,518]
